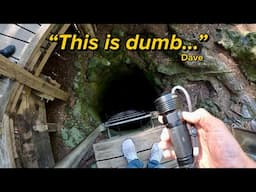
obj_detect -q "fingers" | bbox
[158,115,164,124]
[182,108,225,132]
[182,108,209,125]
[163,149,176,159]
[159,129,176,159]
[160,108,212,127]
[159,140,171,150]
[160,127,169,141]
[159,128,171,147]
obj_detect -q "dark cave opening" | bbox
[99,65,159,123]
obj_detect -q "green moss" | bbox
[62,54,102,148]
[216,29,256,60]
[111,27,125,37]
[137,51,156,72]
[241,63,256,82]
[61,127,86,148]
[216,29,256,82]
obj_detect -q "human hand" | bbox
[159,108,256,168]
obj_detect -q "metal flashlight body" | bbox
[154,93,194,168]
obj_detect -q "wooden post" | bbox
[0,55,69,101]
[34,24,71,76]
[77,24,96,37]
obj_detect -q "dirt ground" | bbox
[43,49,76,161]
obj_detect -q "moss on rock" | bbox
[216,29,256,82]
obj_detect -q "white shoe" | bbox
[122,139,138,163]
[149,143,163,162]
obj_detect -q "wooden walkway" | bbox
[0,24,70,167]
[93,125,178,168]
[0,24,70,114]
[0,24,42,63]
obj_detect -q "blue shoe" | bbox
[149,143,163,163]
[0,45,16,58]
[122,139,138,163]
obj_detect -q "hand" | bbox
[159,108,256,168]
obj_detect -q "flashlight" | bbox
[154,86,198,168]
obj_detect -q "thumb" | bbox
[182,108,210,125]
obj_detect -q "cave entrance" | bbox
[98,64,158,131]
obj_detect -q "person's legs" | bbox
[127,159,144,168]
[122,139,144,168]
[147,143,164,168]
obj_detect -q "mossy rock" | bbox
[216,29,256,82]
[61,127,85,148]
[157,62,189,76]
[196,99,222,119]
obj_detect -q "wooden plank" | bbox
[9,117,18,159]
[9,57,19,63]
[16,25,70,103]
[13,94,54,168]
[20,24,53,69]
[12,25,70,106]
[34,42,57,76]
[2,114,16,167]
[0,24,49,64]
[31,96,55,168]
[16,86,30,115]
[93,125,165,161]
[0,55,69,101]
[6,24,68,114]
[6,83,24,113]
[31,74,62,100]
[28,24,70,101]
[0,78,12,121]
[4,24,69,119]
[16,24,41,34]
[5,115,16,167]
[34,24,71,76]
[77,24,95,37]
[13,109,39,168]
[96,148,178,168]
[32,90,55,101]
[0,35,29,60]
[40,74,61,88]
[0,24,35,43]
[0,23,35,60]
[32,130,55,167]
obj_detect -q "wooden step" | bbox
[93,125,178,168]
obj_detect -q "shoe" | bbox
[122,139,138,163]
[149,143,163,163]
[0,45,16,58]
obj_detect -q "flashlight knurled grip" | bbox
[155,93,194,167]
